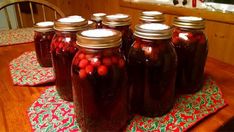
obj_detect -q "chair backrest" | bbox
[0,0,65,29]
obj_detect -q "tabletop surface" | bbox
[0,42,234,132]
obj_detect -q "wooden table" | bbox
[0,42,234,131]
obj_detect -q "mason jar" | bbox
[102,13,134,59]
[51,16,89,101]
[34,21,54,67]
[139,11,165,23]
[128,23,177,117]
[172,16,208,94]
[91,13,106,28]
[72,29,129,131]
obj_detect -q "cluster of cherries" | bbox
[131,38,169,62]
[51,36,78,55]
[72,49,125,79]
[172,28,206,46]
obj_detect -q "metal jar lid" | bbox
[140,11,165,23]
[91,13,106,22]
[34,21,54,32]
[102,13,131,27]
[134,23,171,40]
[54,16,89,31]
[173,16,205,29]
[77,29,122,49]
[88,20,95,29]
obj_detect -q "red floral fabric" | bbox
[27,77,227,131]
[9,51,55,86]
[0,28,34,46]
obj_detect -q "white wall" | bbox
[0,0,18,30]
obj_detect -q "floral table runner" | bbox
[0,28,34,46]
[27,77,227,131]
[9,51,55,86]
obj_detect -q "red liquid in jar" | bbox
[103,25,134,59]
[172,27,208,94]
[34,31,54,67]
[72,48,129,131]
[51,31,78,101]
[128,38,177,117]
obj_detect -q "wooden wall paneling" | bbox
[70,0,120,19]
[120,0,234,24]
[120,7,141,28]
[205,21,234,65]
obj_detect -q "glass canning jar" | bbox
[139,11,165,23]
[102,13,134,59]
[34,21,54,67]
[172,16,208,94]
[72,29,129,131]
[91,13,106,28]
[128,23,177,117]
[51,16,89,101]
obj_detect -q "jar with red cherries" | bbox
[139,11,165,23]
[128,23,177,117]
[51,16,89,101]
[72,29,129,131]
[34,21,54,67]
[102,13,134,59]
[91,13,106,28]
[172,16,208,94]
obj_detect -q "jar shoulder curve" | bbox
[129,38,176,63]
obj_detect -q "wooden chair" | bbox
[0,0,65,29]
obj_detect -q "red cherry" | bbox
[90,58,101,67]
[174,28,181,35]
[58,43,63,48]
[133,43,140,49]
[58,37,63,42]
[79,53,85,59]
[79,59,89,68]
[102,57,112,66]
[111,56,118,64]
[86,54,93,59]
[98,65,108,76]
[187,32,194,39]
[172,36,180,44]
[118,58,125,68]
[79,69,87,79]
[85,65,94,74]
